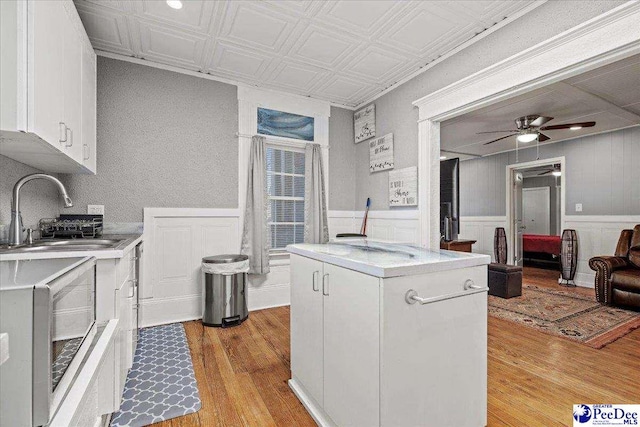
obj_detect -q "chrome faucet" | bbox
[9,174,73,245]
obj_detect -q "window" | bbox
[266,146,305,250]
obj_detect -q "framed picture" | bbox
[354,104,375,143]
[389,167,418,206]
[369,133,394,172]
[257,108,314,141]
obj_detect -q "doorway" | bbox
[506,157,565,269]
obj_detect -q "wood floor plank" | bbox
[149,266,639,426]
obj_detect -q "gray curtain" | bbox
[241,136,270,274]
[304,143,329,244]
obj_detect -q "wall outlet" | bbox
[88,205,105,215]
[575,203,583,212]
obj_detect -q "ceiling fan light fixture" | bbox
[166,0,183,9]
[516,132,538,143]
[570,126,582,130]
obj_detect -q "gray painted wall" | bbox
[62,57,239,222]
[0,156,67,237]
[522,176,560,235]
[354,0,625,210]
[328,106,356,210]
[460,126,640,217]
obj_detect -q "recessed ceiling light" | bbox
[166,0,183,9]
[440,156,447,160]
[570,126,582,130]
[516,132,538,143]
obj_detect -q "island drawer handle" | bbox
[312,271,319,292]
[405,286,488,305]
[322,273,329,296]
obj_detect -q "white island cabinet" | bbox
[288,241,491,427]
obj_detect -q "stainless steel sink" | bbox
[0,238,126,253]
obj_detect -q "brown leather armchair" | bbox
[589,225,640,310]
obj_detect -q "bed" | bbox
[523,234,561,268]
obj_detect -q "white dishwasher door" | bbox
[381,266,488,427]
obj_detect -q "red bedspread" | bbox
[523,234,561,255]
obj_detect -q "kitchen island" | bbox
[287,240,491,427]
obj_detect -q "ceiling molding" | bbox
[95,50,348,110]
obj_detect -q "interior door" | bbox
[523,187,550,235]
[513,171,524,266]
[323,264,380,427]
[290,254,324,406]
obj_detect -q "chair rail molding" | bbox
[411,1,640,249]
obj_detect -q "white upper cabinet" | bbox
[0,0,97,174]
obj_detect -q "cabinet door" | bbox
[323,264,380,427]
[80,45,97,173]
[290,254,324,406]
[62,6,83,163]
[30,0,65,146]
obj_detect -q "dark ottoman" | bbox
[488,263,522,298]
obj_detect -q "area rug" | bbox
[488,284,640,348]
[110,323,201,427]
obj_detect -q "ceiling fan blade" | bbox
[538,132,550,142]
[530,116,554,127]
[483,134,514,145]
[476,130,518,134]
[538,170,553,176]
[540,121,596,131]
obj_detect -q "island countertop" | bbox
[287,240,490,278]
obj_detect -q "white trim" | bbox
[353,1,548,110]
[142,207,240,218]
[564,215,640,223]
[328,210,419,220]
[95,50,352,110]
[412,2,640,250]
[506,157,566,265]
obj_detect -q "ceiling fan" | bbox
[536,163,562,176]
[479,115,596,145]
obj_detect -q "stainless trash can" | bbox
[202,254,249,327]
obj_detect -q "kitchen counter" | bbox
[0,234,142,261]
[287,240,490,278]
[0,256,92,290]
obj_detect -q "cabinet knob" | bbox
[83,144,90,160]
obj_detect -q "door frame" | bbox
[411,2,640,249]
[522,187,551,235]
[505,157,565,265]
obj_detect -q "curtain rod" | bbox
[235,132,331,149]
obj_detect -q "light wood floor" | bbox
[153,267,640,427]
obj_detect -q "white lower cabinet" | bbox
[290,255,380,427]
[290,254,488,427]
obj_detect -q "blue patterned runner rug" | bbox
[110,323,201,426]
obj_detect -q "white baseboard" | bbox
[139,284,291,328]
